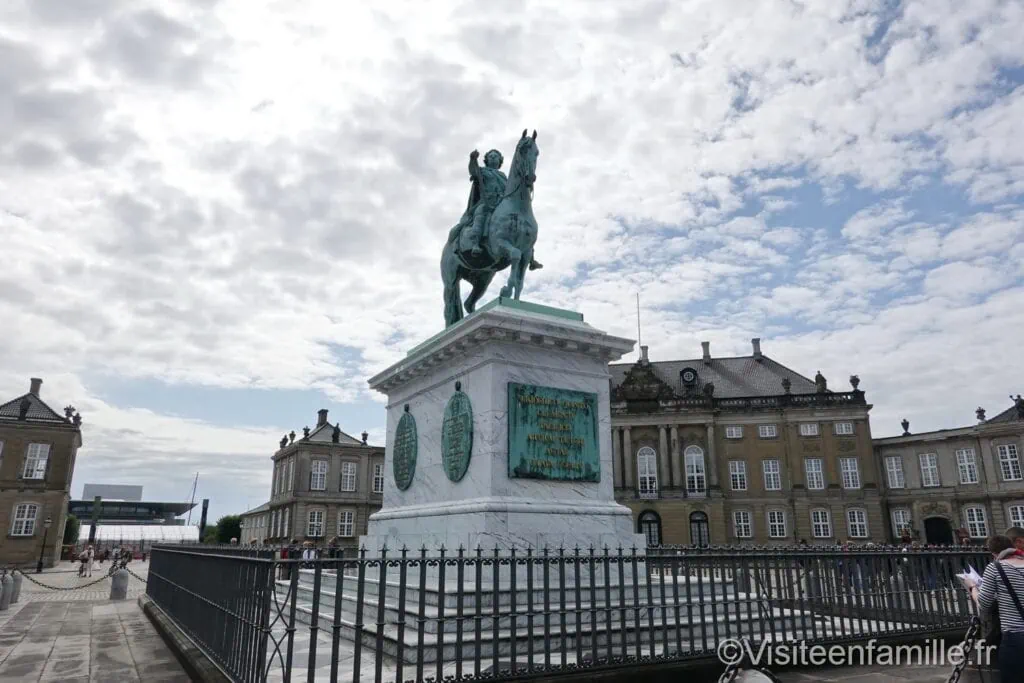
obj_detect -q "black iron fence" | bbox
[146,544,988,683]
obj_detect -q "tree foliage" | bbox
[211,515,242,543]
[63,514,80,544]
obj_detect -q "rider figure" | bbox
[466,149,542,270]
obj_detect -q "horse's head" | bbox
[514,129,539,189]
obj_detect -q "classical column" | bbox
[659,426,670,488]
[612,427,623,488]
[670,426,681,489]
[706,423,720,489]
[623,427,633,489]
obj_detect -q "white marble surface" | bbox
[362,303,645,552]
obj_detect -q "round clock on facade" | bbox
[680,367,698,385]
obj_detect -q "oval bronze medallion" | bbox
[441,382,473,482]
[393,406,417,491]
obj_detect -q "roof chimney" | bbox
[317,408,328,427]
[701,341,711,364]
[639,345,649,363]
[29,378,42,397]
[751,338,762,360]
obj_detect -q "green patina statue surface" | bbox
[441,129,543,327]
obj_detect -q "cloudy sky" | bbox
[2,0,1022,522]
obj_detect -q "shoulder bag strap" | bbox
[994,562,1024,620]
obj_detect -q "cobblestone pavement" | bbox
[0,563,188,682]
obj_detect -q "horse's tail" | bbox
[440,241,462,327]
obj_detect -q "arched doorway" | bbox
[924,517,953,545]
[638,510,662,547]
[690,511,710,547]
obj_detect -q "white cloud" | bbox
[1,0,1022,517]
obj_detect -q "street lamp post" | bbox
[36,517,53,574]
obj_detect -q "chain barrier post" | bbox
[109,569,129,600]
[10,571,22,603]
[0,573,12,611]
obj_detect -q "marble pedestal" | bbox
[361,298,645,553]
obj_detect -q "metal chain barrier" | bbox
[947,616,981,683]
[123,565,148,584]
[15,569,112,591]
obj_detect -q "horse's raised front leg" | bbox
[495,239,522,299]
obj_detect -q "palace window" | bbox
[811,509,832,538]
[341,462,358,492]
[998,445,1022,482]
[805,458,824,490]
[638,511,661,547]
[287,458,295,491]
[637,447,658,498]
[1009,505,1024,529]
[919,453,940,488]
[22,443,49,480]
[307,509,324,537]
[729,460,747,491]
[733,511,752,539]
[799,423,819,437]
[839,458,861,489]
[891,508,912,538]
[685,446,706,495]
[373,463,385,494]
[956,449,979,485]
[762,459,781,491]
[310,461,328,491]
[758,424,778,439]
[847,508,868,538]
[282,508,290,538]
[10,503,38,536]
[885,456,905,489]
[725,425,743,440]
[768,510,787,538]
[964,506,989,539]
[338,510,355,537]
[834,422,854,436]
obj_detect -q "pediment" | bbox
[612,361,676,402]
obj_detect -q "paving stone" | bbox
[90,667,140,682]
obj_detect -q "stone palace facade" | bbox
[610,340,882,546]
[0,378,83,568]
[240,408,384,549]
[874,397,1024,545]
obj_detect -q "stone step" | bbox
[286,593,823,664]
[287,568,740,610]
[287,580,786,635]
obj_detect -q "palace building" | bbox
[874,397,1024,545]
[240,409,384,549]
[610,340,882,546]
[0,378,83,568]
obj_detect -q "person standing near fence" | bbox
[85,545,95,577]
[967,534,1024,680]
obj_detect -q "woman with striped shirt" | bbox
[967,534,1024,679]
